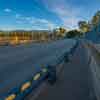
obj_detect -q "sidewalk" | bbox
[32,43,92,100]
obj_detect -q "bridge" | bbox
[0,39,99,100]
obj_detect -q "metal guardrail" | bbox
[0,40,79,100]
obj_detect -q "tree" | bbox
[91,11,100,31]
[59,27,66,34]
[58,27,66,37]
[66,30,82,38]
[52,27,66,39]
[78,21,90,33]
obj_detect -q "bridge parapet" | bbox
[84,41,100,100]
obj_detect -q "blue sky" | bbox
[0,0,100,30]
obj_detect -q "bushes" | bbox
[66,30,83,38]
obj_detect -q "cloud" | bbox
[41,0,82,29]
[4,8,12,13]
[15,14,21,19]
[15,14,57,29]
[54,7,82,28]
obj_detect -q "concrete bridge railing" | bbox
[85,41,100,100]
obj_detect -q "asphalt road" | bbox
[28,41,95,100]
[0,39,76,96]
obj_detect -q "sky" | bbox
[0,0,100,30]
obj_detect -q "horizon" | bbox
[0,0,100,30]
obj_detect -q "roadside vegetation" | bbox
[0,11,100,46]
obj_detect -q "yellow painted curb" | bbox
[33,73,41,80]
[21,82,31,92]
[5,94,16,100]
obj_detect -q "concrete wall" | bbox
[85,42,100,100]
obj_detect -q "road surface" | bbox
[26,41,96,100]
[0,39,76,96]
